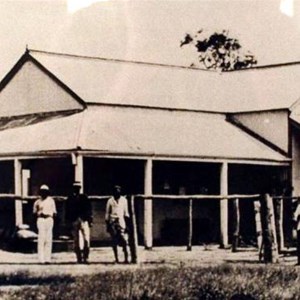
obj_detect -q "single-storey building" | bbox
[0,49,300,248]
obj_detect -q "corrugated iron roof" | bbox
[29,50,300,113]
[0,112,82,154]
[0,106,288,163]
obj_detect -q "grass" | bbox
[0,272,74,286]
[0,264,300,299]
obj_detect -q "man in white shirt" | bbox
[105,185,129,263]
[33,185,57,264]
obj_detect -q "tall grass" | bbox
[1,264,300,299]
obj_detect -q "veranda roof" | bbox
[30,50,300,113]
[0,106,288,163]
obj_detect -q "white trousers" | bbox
[37,217,54,263]
[73,219,90,251]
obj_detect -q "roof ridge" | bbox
[29,48,300,73]
[86,102,225,115]
[224,61,300,72]
[28,48,217,73]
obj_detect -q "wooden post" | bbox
[260,194,279,263]
[21,169,30,197]
[129,195,139,264]
[254,201,263,258]
[14,159,23,226]
[295,199,300,265]
[274,197,285,252]
[187,199,193,251]
[231,198,240,252]
[74,154,84,192]
[220,162,228,248]
[144,159,153,249]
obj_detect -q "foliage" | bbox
[180,29,257,71]
[1,264,300,299]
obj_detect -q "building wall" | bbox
[0,161,14,193]
[229,164,290,244]
[24,157,74,196]
[0,61,83,117]
[83,159,222,245]
[84,157,144,243]
[231,110,289,153]
[292,127,300,195]
[152,199,219,245]
[90,200,110,242]
[0,161,15,241]
[84,157,144,195]
[151,161,220,245]
[228,164,287,195]
[0,198,14,241]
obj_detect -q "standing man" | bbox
[66,182,93,264]
[33,185,57,264]
[105,185,130,264]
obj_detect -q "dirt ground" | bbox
[0,245,297,277]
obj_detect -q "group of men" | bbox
[33,183,130,264]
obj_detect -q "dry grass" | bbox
[0,264,300,299]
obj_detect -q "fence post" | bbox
[274,197,285,252]
[14,159,23,226]
[260,194,279,263]
[144,159,153,249]
[293,198,300,265]
[254,200,263,259]
[187,199,193,251]
[74,154,84,192]
[231,198,240,252]
[129,195,139,264]
[220,162,228,248]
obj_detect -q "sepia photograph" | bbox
[0,0,299,299]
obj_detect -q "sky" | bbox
[0,0,300,79]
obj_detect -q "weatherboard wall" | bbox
[292,126,300,195]
[0,61,83,117]
[231,110,289,154]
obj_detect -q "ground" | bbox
[0,246,299,299]
[0,245,297,278]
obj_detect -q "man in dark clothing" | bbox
[66,182,93,264]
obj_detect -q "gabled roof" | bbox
[0,105,289,164]
[0,50,86,113]
[27,49,300,113]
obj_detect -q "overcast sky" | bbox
[0,0,300,79]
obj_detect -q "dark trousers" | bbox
[108,219,128,247]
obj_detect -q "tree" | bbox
[180,29,257,71]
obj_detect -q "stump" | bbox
[231,198,240,252]
[260,194,279,263]
[128,195,139,263]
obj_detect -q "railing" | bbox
[134,194,260,252]
[134,194,260,200]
